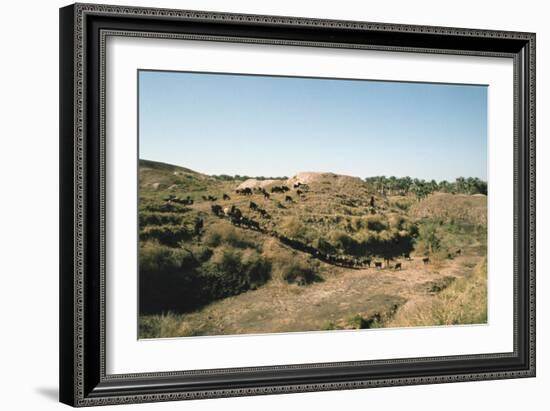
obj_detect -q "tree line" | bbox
[213,174,289,181]
[364,176,487,199]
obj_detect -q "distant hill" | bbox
[410,192,487,226]
[139,159,210,191]
[139,159,203,175]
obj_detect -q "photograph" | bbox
[56,2,537,406]
[137,70,489,339]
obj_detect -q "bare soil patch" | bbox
[159,254,481,337]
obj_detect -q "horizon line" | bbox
[139,158,487,183]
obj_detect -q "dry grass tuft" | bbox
[389,258,487,327]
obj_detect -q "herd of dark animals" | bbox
[163,194,194,205]
[163,183,463,271]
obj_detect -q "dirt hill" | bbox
[410,192,487,225]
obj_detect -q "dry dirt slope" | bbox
[157,254,484,337]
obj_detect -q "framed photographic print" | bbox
[59,3,536,407]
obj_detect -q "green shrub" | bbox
[312,237,336,255]
[321,321,338,331]
[139,243,203,314]
[203,223,259,250]
[281,217,309,241]
[418,222,442,254]
[140,244,271,315]
[187,244,213,262]
[141,203,191,213]
[394,200,411,212]
[365,216,388,232]
[201,247,272,295]
[328,231,362,257]
[139,313,183,339]
[139,225,194,246]
[139,212,184,226]
[279,261,320,285]
[388,215,407,230]
[359,229,415,260]
[139,243,197,273]
[347,313,383,329]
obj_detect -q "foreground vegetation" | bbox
[388,258,487,327]
[138,159,487,337]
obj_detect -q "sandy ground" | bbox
[170,254,482,337]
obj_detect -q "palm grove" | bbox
[364,176,487,199]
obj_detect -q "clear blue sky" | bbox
[138,70,487,182]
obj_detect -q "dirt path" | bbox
[169,254,482,337]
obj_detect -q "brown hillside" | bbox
[409,193,487,225]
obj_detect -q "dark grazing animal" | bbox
[422,257,430,265]
[224,205,242,220]
[223,193,231,200]
[236,187,253,195]
[171,196,193,205]
[240,217,260,231]
[285,195,293,202]
[271,185,290,193]
[249,201,258,210]
[194,218,204,233]
[394,262,402,270]
[296,190,303,195]
[210,204,223,216]
[232,206,242,219]
[374,261,383,269]
[456,249,462,255]
[248,219,260,230]
[263,191,270,199]
[363,258,372,268]
[404,253,411,260]
[258,208,270,219]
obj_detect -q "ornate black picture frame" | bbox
[59,3,535,407]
